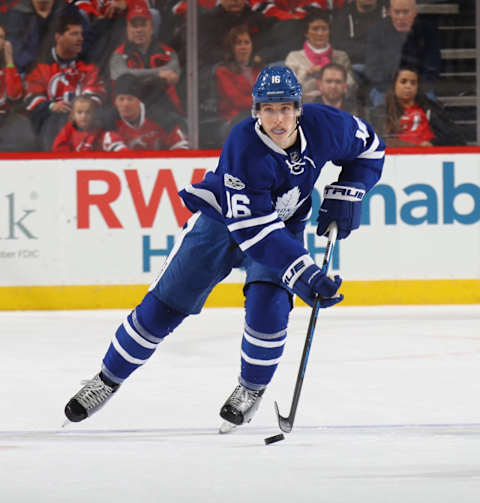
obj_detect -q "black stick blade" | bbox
[274,401,293,433]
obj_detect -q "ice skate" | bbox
[219,384,265,434]
[64,373,119,423]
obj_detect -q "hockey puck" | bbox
[264,433,285,445]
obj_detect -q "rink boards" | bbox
[0,149,479,309]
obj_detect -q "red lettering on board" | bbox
[77,170,122,229]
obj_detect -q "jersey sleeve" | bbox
[333,113,385,191]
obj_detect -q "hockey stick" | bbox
[274,221,338,433]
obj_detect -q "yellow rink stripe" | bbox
[0,279,479,311]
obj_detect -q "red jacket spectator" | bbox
[115,107,187,150]
[52,121,128,151]
[24,48,106,128]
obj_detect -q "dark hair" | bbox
[385,65,428,135]
[222,24,262,72]
[54,12,83,35]
[303,8,331,34]
[318,63,347,81]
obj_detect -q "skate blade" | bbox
[219,421,238,434]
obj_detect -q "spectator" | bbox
[52,95,127,151]
[106,73,189,150]
[364,0,441,107]
[369,66,466,147]
[314,62,359,115]
[252,0,346,64]
[110,2,183,117]
[199,0,268,69]
[331,0,385,79]
[24,13,106,150]
[0,23,37,151]
[285,9,356,103]
[7,0,65,76]
[215,24,263,140]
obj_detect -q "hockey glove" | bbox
[282,256,343,308]
[316,181,366,240]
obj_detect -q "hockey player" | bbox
[64,66,385,432]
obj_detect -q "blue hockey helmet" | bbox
[252,66,302,116]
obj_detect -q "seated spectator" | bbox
[253,0,346,64]
[284,9,356,103]
[314,62,360,115]
[215,24,263,140]
[105,73,189,150]
[364,0,441,107]
[52,95,127,151]
[199,0,269,69]
[331,0,385,80]
[109,2,183,116]
[7,0,66,76]
[0,23,37,151]
[369,66,466,147]
[24,13,106,150]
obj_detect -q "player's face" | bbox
[394,70,418,107]
[390,0,417,32]
[233,33,252,65]
[306,19,330,49]
[258,102,298,150]
[318,69,347,102]
[115,94,141,123]
[127,18,153,49]
[56,24,83,58]
[73,101,94,130]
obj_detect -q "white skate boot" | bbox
[64,373,119,423]
[219,384,265,434]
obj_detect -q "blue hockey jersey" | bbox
[179,104,384,277]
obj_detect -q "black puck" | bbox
[264,433,285,445]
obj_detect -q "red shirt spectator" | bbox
[250,0,344,20]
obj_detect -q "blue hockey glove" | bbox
[282,256,343,308]
[316,181,366,240]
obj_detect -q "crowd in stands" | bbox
[0,0,468,152]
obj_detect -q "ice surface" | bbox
[1,305,480,502]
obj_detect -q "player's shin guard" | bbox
[102,292,187,384]
[240,283,291,390]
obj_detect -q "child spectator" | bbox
[52,95,127,151]
[284,9,355,102]
[369,66,466,147]
[108,73,189,150]
[24,13,106,150]
[215,24,263,139]
[0,23,37,151]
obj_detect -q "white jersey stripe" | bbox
[112,335,148,365]
[183,184,222,214]
[238,221,285,251]
[241,350,282,366]
[123,320,158,349]
[227,212,278,232]
[243,331,285,348]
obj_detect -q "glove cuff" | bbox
[282,254,315,289]
[323,182,366,203]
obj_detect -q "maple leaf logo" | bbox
[275,186,308,221]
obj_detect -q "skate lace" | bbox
[230,385,261,409]
[76,377,114,409]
